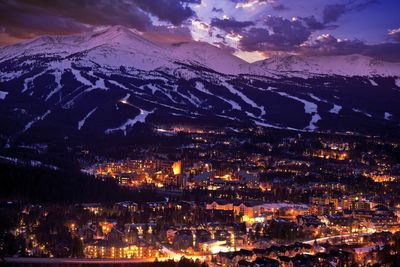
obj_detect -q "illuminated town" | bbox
[2,127,400,266]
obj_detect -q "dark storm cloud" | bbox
[239,16,311,51]
[210,18,254,33]
[0,0,151,35]
[133,0,197,26]
[300,34,400,62]
[301,16,331,31]
[239,28,271,51]
[0,0,197,40]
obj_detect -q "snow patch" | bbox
[144,84,178,103]
[384,112,392,120]
[329,104,342,114]
[308,93,342,115]
[70,68,93,87]
[78,107,97,130]
[222,80,266,117]
[395,79,400,88]
[353,108,372,118]
[175,90,201,106]
[0,70,23,82]
[254,120,283,130]
[108,80,130,90]
[0,91,8,100]
[0,155,58,170]
[22,71,46,93]
[105,109,154,135]
[195,81,241,110]
[369,79,378,86]
[273,91,320,130]
[87,71,107,90]
[22,110,51,132]
[254,120,299,131]
[45,71,63,101]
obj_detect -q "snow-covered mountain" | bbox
[254,54,400,77]
[0,25,400,143]
[0,25,250,75]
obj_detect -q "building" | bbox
[84,239,158,259]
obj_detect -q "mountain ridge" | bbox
[1,25,400,77]
[0,25,399,143]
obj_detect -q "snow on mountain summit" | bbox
[0,25,250,74]
[254,54,400,77]
[1,25,399,76]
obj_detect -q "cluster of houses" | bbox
[215,243,355,267]
[81,220,160,259]
[205,200,309,224]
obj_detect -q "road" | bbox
[3,257,153,264]
[302,233,369,245]
[3,233,369,265]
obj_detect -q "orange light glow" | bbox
[172,161,181,175]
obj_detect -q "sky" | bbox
[0,0,400,62]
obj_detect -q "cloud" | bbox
[323,4,347,24]
[239,16,311,51]
[229,0,276,9]
[389,28,400,43]
[133,0,197,26]
[302,34,364,55]
[143,26,193,43]
[351,0,379,11]
[272,4,289,11]
[300,16,332,31]
[300,34,400,62]
[323,0,378,24]
[0,0,197,43]
[213,41,237,53]
[300,1,377,32]
[210,18,254,33]
[238,28,271,51]
[238,22,400,62]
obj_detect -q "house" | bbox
[206,200,234,211]
[253,257,280,267]
[217,249,254,267]
[84,239,158,259]
[193,171,215,185]
[173,230,194,251]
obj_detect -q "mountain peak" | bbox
[104,25,132,33]
[87,25,155,47]
[92,25,139,39]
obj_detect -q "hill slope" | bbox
[0,26,399,144]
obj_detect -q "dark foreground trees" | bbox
[0,162,162,203]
